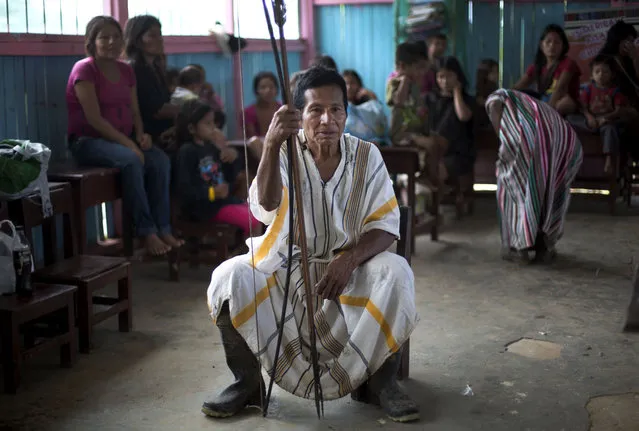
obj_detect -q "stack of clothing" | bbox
[401,0,446,42]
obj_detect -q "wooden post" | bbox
[623,264,639,332]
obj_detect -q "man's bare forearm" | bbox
[256,140,283,211]
[343,229,396,269]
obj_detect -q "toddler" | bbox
[569,54,626,173]
[175,100,258,236]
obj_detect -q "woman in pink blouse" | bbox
[241,71,281,139]
[66,16,182,256]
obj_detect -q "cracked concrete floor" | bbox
[1,197,639,431]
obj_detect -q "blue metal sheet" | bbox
[315,4,395,117]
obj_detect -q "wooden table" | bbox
[0,283,77,393]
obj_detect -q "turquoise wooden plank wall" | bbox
[315,4,396,112]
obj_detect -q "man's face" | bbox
[302,85,347,147]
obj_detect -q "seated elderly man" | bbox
[203,66,420,423]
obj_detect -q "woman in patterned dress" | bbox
[485,89,583,263]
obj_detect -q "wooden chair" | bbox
[8,182,132,354]
[380,147,438,252]
[351,205,412,401]
[0,283,77,393]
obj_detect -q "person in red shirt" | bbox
[568,55,627,173]
[513,24,581,116]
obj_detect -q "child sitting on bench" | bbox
[175,100,259,237]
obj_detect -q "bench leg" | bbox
[60,297,77,368]
[118,271,132,333]
[168,248,180,282]
[77,285,93,354]
[1,314,20,394]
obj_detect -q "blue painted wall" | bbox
[315,4,395,110]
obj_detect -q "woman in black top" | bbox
[425,56,475,181]
[597,20,639,156]
[123,15,179,141]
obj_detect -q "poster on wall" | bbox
[564,6,639,83]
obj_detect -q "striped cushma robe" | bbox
[486,89,583,251]
[207,131,418,400]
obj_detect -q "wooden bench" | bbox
[8,182,133,353]
[472,127,621,214]
[0,283,77,394]
[380,147,438,252]
[49,164,180,279]
[351,205,412,402]
[47,166,133,256]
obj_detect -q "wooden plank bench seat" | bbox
[472,127,621,214]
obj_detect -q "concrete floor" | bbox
[2,197,639,431]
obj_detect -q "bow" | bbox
[258,0,324,419]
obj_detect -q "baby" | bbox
[171,66,204,107]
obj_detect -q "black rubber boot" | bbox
[202,302,264,418]
[362,352,420,423]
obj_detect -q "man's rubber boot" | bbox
[366,352,420,423]
[202,302,264,418]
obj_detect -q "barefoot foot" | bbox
[160,234,185,248]
[145,234,171,256]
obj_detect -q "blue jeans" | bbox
[70,138,172,237]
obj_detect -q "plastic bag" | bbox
[345,100,390,146]
[0,220,17,295]
[0,140,52,217]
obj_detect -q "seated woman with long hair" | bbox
[597,20,639,147]
[242,71,281,139]
[66,16,182,256]
[513,24,581,116]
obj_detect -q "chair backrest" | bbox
[395,206,412,265]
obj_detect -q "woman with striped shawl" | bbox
[485,89,583,262]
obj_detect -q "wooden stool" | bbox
[170,206,240,282]
[0,284,77,394]
[47,166,133,256]
[351,206,412,401]
[8,182,132,354]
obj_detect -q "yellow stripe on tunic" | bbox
[232,275,278,328]
[339,295,400,352]
[253,186,289,267]
[364,196,398,225]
